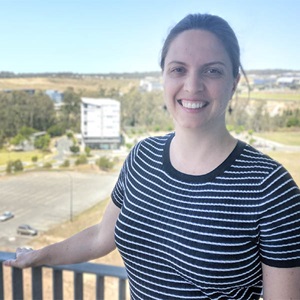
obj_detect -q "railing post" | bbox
[0,252,128,300]
[96,276,104,300]
[32,266,43,300]
[74,272,83,300]
[53,269,63,299]
[12,267,23,300]
[0,263,4,299]
[118,278,126,300]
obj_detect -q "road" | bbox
[0,171,118,249]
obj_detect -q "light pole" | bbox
[66,172,73,222]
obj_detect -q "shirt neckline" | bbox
[162,133,246,182]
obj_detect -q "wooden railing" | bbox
[0,251,128,300]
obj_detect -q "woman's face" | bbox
[162,29,239,131]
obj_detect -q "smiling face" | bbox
[162,29,240,131]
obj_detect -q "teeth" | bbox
[181,100,205,109]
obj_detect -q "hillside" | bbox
[0,76,139,94]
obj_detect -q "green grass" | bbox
[255,131,300,146]
[0,150,46,165]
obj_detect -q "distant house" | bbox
[2,89,35,95]
[45,90,64,110]
[45,90,64,104]
[139,77,163,92]
[276,77,298,87]
[81,98,121,150]
[11,131,47,151]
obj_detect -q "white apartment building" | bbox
[81,97,121,149]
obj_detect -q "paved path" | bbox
[0,171,118,248]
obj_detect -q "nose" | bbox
[183,71,204,93]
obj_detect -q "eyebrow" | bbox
[167,60,227,67]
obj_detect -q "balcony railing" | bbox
[0,251,128,300]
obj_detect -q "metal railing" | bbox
[0,251,128,300]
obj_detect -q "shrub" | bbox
[47,124,65,137]
[96,156,114,171]
[6,160,24,173]
[84,146,91,156]
[75,155,88,165]
[14,160,24,172]
[70,145,80,154]
[43,162,52,168]
[60,159,70,168]
[10,133,26,146]
[6,161,13,174]
[32,156,38,162]
[66,132,73,139]
[34,134,51,151]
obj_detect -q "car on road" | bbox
[17,224,38,236]
[0,211,14,222]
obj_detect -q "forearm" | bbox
[4,200,120,269]
[33,223,115,266]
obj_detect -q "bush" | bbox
[14,160,24,171]
[43,162,52,168]
[10,133,26,146]
[32,156,38,162]
[60,159,70,168]
[85,146,91,156]
[66,132,73,139]
[6,159,24,173]
[6,161,13,174]
[96,156,114,171]
[34,134,51,151]
[47,124,65,137]
[75,155,88,165]
[70,145,80,154]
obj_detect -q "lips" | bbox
[178,99,208,109]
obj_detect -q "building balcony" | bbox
[0,251,128,300]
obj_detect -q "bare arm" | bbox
[3,200,120,268]
[262,263,300,299]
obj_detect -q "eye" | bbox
[204,68,223,77]
[167,66,187,78]
[171,66,186,74]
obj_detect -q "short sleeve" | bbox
[111,142,141,208]
[259,166,300,268]
[111,160,127,208]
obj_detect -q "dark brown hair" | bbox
[160,13,242,78]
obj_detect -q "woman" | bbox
[4,13,300,300]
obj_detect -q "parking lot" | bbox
[0,171,118,249]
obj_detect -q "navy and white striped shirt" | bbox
[112,133,300,300]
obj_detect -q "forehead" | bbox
[166,29,230,65]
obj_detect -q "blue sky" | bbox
[1,0,300,73]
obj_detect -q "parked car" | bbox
[0,211,14,222]
[17,224,38,236]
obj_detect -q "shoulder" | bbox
[131,132,174,154]
[233,140,299,192]
[238,140,284,173]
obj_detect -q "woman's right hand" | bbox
[3,247,36,269]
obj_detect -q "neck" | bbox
[170,125,236,175]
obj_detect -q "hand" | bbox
[3,247,35,269]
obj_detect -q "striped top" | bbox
[112,133,300,300]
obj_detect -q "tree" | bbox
[47,123,66,137]
[10,133,25,146]
[61,88,81,131]
[0,91,55,139]
[34,134,51,151]
[6,160,23,173]
[19,126,36,138]
[70,145,80,154]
